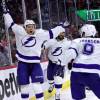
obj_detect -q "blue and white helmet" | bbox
[79,24,97,37]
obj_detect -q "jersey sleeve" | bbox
[69,39,80,57]
[56,47,77,66]
[58,39,79,65]
[11,24,26,35]
[3,13,26,35]
[39,26,65,41]
[3,13,13,28]
[43,39,54,49]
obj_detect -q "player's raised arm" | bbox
[2,1,26,35]
[2,0,14,28]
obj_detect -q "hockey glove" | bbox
[59,20,70,28]
[68,59,74,70]
[1,0,9,13]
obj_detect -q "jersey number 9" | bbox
[83,43,94,55]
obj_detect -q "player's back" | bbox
[71,38,100,74]
[73,38,100,65]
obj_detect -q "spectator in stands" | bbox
[0,42,10,67]
[67,24,80,39]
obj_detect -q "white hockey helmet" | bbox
[50,26,65,37]
[79,24,97,37]
[24,20,36,28]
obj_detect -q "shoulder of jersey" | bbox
[72,38,81,43]
[35,28,48,34]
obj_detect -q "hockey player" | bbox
[2,2,66,100]
[43,29,71,100]
[63,24,100,99]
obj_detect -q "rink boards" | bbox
[0,66,21,100]
[0,62,70,100]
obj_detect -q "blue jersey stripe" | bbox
[9,22,15,29]
[49,29,53,39]
[16,51,41,60]
[73,63,100,70]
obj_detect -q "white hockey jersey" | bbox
[3,13,64,63]
[44,38,71,66]
[68,38,100,75]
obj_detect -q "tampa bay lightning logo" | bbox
[51,47,62,56]
[21,36,36,47]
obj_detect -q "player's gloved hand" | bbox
[68,62,72,70]
[59,20,70,28]
[1,0,9,13]
[68,59,74,70]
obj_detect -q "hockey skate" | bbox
[48,84,54,93]
[55,93,60,100]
